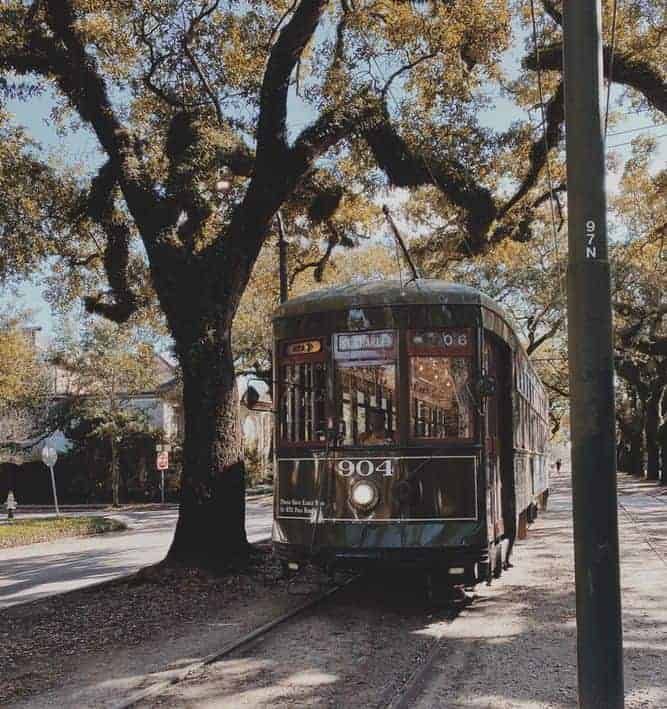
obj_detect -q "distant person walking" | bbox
[555,459,562,473]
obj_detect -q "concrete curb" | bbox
[5,493,273,516]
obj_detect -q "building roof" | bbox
[274,279,509,321]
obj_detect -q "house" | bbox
[1,331,274,497]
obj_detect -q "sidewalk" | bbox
[411,470,667,708]
[0,496,274,608]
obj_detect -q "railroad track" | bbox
[113,572,359,709]
[113,568,474,709]
[378,592,470,709]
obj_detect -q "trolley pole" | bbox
[276,211,289,304]
[562,2,624,707]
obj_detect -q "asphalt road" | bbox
[0,496,274,608]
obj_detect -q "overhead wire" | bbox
[607,122,667,138]
[604,0,619,139]
[608,133,667,149]
[352,14,477,260]
[528,0,566,307]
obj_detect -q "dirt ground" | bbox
[3,472,666,708]
[0,549,324,707]
[408,472,667,709]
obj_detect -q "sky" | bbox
[1,12,665,345]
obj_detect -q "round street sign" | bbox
[41,446,58,468]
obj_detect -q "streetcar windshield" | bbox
[333,330,398,447]
[409,329,475,440]
[336,363,397,446]
[410,357,474,439]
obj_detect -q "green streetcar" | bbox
[272,279,549,587]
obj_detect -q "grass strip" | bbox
[0,516,126,549]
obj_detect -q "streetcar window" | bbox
[336,364,397,446]
[280,362,327,444]
[409,357,474,439]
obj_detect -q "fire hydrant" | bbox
[5,490,17,520]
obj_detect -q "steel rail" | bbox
[379,598,468,709]
[112,573,358,709]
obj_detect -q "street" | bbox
[0,496,273,608]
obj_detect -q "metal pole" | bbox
[562,2,624,706]
[161,470,165,504]
[382,205,421,282]
[49,465,60,517]
[276,211,289,304]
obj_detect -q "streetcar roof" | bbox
[274,279,508,321]
[274,279,546,404]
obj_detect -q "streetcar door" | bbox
[485,336,514,544]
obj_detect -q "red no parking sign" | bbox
[156,451,169,470]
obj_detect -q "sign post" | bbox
[156,447,169,504]
[562,1,624,706]
[41,445,60,517]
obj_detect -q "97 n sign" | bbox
[336,458,396,477]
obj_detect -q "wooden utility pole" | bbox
[562,1,624,706]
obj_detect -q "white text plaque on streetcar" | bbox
[335,331,396,359]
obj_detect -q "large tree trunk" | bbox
[658,420,667,484]
[167,325,249,568]
[645,394,660,480]
[628,425,645,477]
[619,397,645,476]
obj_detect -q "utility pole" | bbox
[562,2,624,707]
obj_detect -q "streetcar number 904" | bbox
[337,459,394,477]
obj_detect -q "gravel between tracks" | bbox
[141,575,464,709]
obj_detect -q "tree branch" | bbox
[381,52,438,101]
[361,105,498,253]
[255,0,330,168]
[83,162,140,323]
[526,316,564,355]
[182,1,224,125]
[541,0,562,26]
[289,222,340,285]
[543,379,569,399]
[291,96,375,173]
[498,81,565,218]
[524,43,667,116]
[134,13,184,109]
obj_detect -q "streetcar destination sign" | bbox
[337,331,394,352]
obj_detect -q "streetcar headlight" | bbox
[350,480,379,512]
